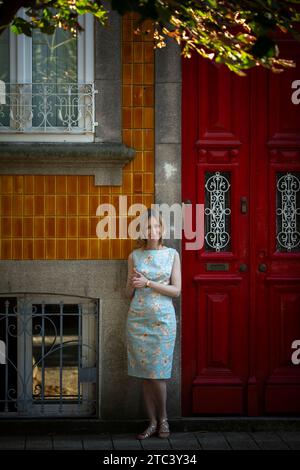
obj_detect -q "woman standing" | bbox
[125,208,181,439]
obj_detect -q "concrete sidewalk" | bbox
[0,430,300,451]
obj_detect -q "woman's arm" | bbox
[125,252,136,299]
[132,251,182,298]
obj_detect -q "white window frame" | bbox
[1,8,95,143]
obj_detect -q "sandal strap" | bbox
[158,419,169,432]
[139,423,157,438]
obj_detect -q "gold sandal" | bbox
[136,422,158,440]
[158,418,170,438]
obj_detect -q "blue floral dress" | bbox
[126,246,177,379]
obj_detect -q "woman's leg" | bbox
[142,379,157,425]
[149,379,167,422]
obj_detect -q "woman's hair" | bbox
[135,208,165,249]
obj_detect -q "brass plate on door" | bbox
[206,263,229,271]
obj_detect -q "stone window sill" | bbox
[0,142,135,186]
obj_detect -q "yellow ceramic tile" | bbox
[34,176,45,194]
[133,86,143,106]
[79,217,89,237]
[23,239,33,259]
[133,107,142,128]
[123,42,133,63]
[56,239,67,259]
[56,218,66,238]
[45,239,56,259]
[2,217,11,237]
[133,173,143,193]
[78,176,90,194]
[79,239,89,259]
[13,176,24,194]
[45,176,56,194]
[45,195,56,215]
[67,176,78,194]
[45,217,55,238]
[34,217,45,238]
[133,129,143,150]
[24,196,33,216]
[123,85,133,107]
[67,195,78,215]
[123,107,132,128]
[133,63,143,84]
[143,107,154,128]
[133,42,143,63]
[34,195,45,216]
[143,173,154,193]
[123,63,133,84]
[24,175,34,194]
[23,218,34,238]
[67,239,78,259]
[78,195,89,215]
[56,176,67,194]
[12,195,23,216]
[67,217,78,237]
[12,239,23,259]
[89,217,99,238]
[2,239,12,259]
[89,239,99,258]
[12,218,23,237]
[56,195,67,216]
[143,64,154,84]
[34,239,45,259]
[2,176,13,193]
[133,151,143,172]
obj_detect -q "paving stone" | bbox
[169,432,202,450]
[53,436,83,450]
[277,431,300,450]
[223,432,260,450]
[140,436,172,450]
[112,433,143,450]
[25,435,53,450]
[250,432,289,450]
[195,432,230,450]
[83,434,113,450]
[0,436,26,450]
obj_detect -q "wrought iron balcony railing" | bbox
[0,82,98,134]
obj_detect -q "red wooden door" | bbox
[182,39,300,416]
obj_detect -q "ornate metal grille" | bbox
[276,172,300,252]
[0,295,98,417]
[204,171,232,252]
[0,83,97,133]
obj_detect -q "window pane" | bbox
[0,28,10,127]
[32,25,77,128]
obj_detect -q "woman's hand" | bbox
[131,268,148,288]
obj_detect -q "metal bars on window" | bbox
[0,294,98,417]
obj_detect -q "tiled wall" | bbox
[0,14,154,260]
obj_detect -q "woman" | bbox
[125,208,181,440]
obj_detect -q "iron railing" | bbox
[0,83,98,133]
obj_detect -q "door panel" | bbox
[182,39,300,416]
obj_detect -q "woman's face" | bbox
[141,215,161,241]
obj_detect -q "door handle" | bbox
[240,197,248,214]
[239,263,248,272]
[258,263,267,272]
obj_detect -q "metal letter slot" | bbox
[206,263,229,271]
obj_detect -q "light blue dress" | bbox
[126,246,177,379]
